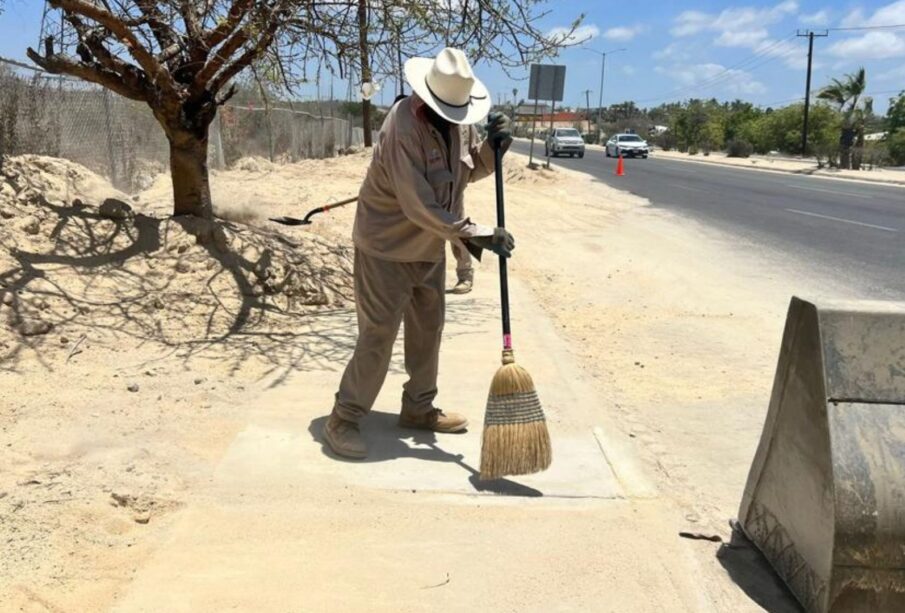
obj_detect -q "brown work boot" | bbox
[448,278,473,295]
[399,408,469,433]
[449,269,474,295]
[322,413,367,459]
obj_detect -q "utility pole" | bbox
[797,30,828,156]
[584,48,626,143]
[394,16,404,97]
[582,89,592,136]
[597,58,605,143]
[357,0,373,147]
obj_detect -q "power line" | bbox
[635,33,799,105]
[636,22,905,108]
[759,90,903,109]
[828,23,905,32]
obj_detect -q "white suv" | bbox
[545,128,586,158]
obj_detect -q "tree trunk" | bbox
[839,145,851,170]
[169,133,213,218]
[853,131,865,171]
[839,127,855,170]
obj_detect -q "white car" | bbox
[605,133,650,158]
[545,128,586,158]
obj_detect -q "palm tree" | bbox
[818,67,868,169]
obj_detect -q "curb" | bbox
[653,153,905,189]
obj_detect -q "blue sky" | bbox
[1,1,903,113]
[495,0,905,113]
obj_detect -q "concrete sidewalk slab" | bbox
[210,275,633,501]
[111,274,698,612]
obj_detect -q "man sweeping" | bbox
[323,47,513,459]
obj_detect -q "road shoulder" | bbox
[653,149,905,188]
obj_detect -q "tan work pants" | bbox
[451,242,473,282]
[333,249,445,422]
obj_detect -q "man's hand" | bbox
[485,112,513,149]
[468,227,515,258]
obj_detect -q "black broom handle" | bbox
[493,144,512,351]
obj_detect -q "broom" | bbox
[479,142,552,481]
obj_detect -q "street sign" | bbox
[528,64,566,102]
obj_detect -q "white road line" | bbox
[674,183,705,192]
[785,183,876,199]
[785,208,898,233]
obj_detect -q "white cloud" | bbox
[547,24,599,45]
[799,9,829,25]
[652,42,690,61]
[672,1,798,39]
[828,31,905,60]
[622,65,637,75]
[672,10,713,36]
[715,29,770,47]
[603,25,644,42]
[840,1,905,27]
[840,8,866,28]
[666,62,767,95]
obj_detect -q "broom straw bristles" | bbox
[489,352,535,395]
[480,350,552,480]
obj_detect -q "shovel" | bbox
[270,195,357,226]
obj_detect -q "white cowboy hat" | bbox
[405,48,491,125]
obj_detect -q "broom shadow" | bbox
[307,412,543,498]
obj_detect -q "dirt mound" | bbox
[1,154,129,208]
[231,156,277,173]
[0,155,354,360]
[503,153,564,186]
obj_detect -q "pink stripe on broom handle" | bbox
[503,334,512,350]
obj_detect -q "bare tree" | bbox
[350,2,585,113]
[276,1,585,141]
[27,1,583,217]
[28,1,302,218]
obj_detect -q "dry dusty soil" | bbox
[0,149,853,611]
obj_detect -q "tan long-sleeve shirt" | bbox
[353,94,498,263]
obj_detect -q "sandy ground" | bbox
[0,148,835,611]
[654,148,905,186]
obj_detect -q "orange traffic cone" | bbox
[615,154,625,177]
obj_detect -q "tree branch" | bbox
[48,0,176,93]
[203,0,254,50]
[26,47,148,102]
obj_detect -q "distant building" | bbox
[864,132,887,142]
[514,103,551,120]
[540,111,591,133]
[649,125,669,135]
[516,110,591,134]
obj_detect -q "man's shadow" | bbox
[308,411,543,497]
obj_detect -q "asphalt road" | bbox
[511,140,905,299]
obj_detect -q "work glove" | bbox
[485,112,513,149]
[466,227,515,259]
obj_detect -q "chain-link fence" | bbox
[0,57,366,192]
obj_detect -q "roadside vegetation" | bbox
[583,68,904,170]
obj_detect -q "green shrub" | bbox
[687,145,698,155]
[888,129,905,166]
[726,139,754,158]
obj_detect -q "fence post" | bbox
[102,89,117,186]
[210,111,225,169]
[346,114,353,150]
